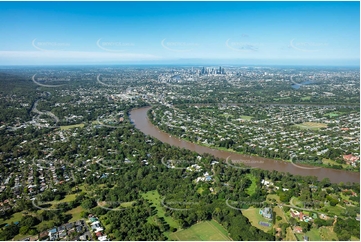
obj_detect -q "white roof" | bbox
[98,236,108,241]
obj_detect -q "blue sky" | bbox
[0,1,359,66]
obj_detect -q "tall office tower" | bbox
[219,66,222,74]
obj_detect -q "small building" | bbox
[57,225,65,232]
[59,230,67,239]
[76,226,83,233]
[65,223,74,231]
[79,234,88,241]
[98,235,108,241]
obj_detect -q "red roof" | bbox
[294,226,303,233]
[343,154,359,162]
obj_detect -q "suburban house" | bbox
[260,207,273,219]
[48,228,58,240]
[343,154,359,166]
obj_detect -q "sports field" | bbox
[60,123,84,130]
[294,122,327,130]
[169,220,231,241]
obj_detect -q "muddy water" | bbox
[130,107,360,184]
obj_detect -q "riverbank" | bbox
[129,106,360,184]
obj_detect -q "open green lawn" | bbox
[266,194,281,203]
[273,97,291,101]
[318,226,339,240]
[60,123,84,130]
[48,193,77,208]
[0,212,25,225]
[322,158,348,168]
[245,174,257,196]
[66,205,84,222]
[241,207,272,232]
[322,204,345,216]
[141,190,179,229]
[291,197,304,207]
[216,146,236,152]
[169,220,231,241]
[120,201,135,207]
[299,226,340,241]
[324,112,341,118]
[197,187,204,195]
[294,122,327,130]
[12,233,38,241]
[306,228,322,241]
[285,227,297,241]
[240,115,253,121]
[351,235,361,241]
[273,206,287,228]
[301,96,311,100]
[295,233,304,241]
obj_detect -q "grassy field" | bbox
[285,227,297,241]
[273,97,291,101]
[47,193,77,208]
[351,235,361,241]
[301,96,311,100]
[322,204,345,216]
[0,211,25,225]
[324,112,341,117]
[294,122,327,130]
[245,174,257,196]
[291,197,304,207]
[141,190,179,229]
[197,187,204,195]
[266,194,281,203]
[322,158,348,168]
[60,123,84,130]
[318,226,339,240]
[241,207,272,232]
[120,201,135,207]
[295,233,304,241]
[169,220,231,241]
[295,227,339,241]
[66,205,84,222]
[305,228,322,240]
[240,115,253,121]
[273,206,287,228]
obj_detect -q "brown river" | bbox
[129,107,360,184]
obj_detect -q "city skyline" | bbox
[0,1,359,66]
